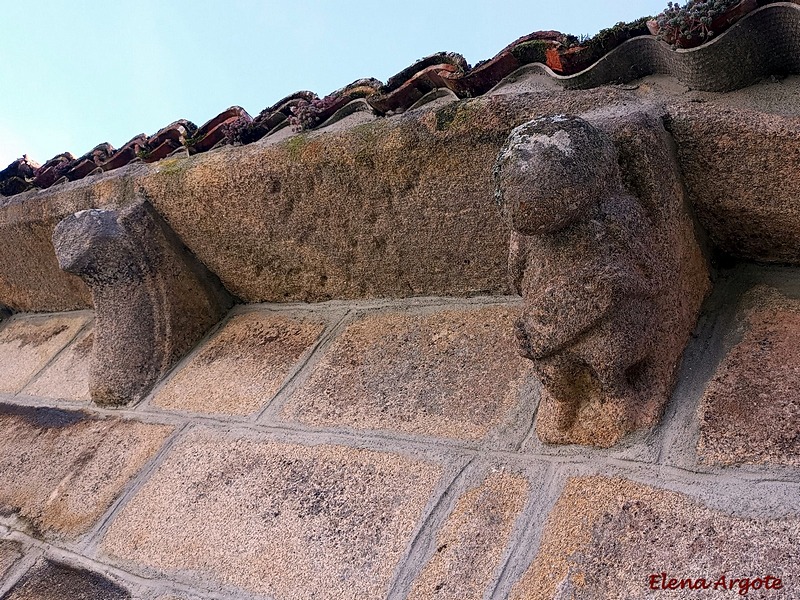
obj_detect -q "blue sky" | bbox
[0,1,667,167]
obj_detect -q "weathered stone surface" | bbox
[0,83,539,311]
[0,403,172,538]
[137,89,640,303]
[698,286,800,466]
[0,173,137,312]
[494,112,709,446]
[512,476,799,599]
[52,200,233,406]
[282,305,533,439]
[409,470,529,599]
[152,311,326,415]
[101,428,442,599]
[0,314,88,394]
[3,559,130,600]
[21,323,93,401]
[2,85,799,311]
[667,103,800,263]
[0,540,23,580]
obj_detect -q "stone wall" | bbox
[0,265,798,598]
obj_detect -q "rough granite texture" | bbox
[0,88,652,312]
[0,280,797,597]
[21,323,93,401]
[512,476,799,600]
[1,84,798,312]
[282,305,533,439]
[409,470,529,600]
[2,559,130,600]
[495,112,709,446]
[3,5,799,215]
[0,540,23,580]
[0,404,172,538]
[0,176,133,312]
[666,103,800,263]
[0,314,88,394]
[52,200,232,405]
[137,98,534,304]
[698,286,800,466]
[152,311,326,415]
[101,428,442,600]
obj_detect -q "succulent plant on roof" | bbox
[654,0,751,46]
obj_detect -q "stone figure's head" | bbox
[52,209,136,284]
[494,115,620,235]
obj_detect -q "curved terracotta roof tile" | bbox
[0,156,39,196]
[140,120,197,162]
[148,120,198,149]
[317,98,376,129]
[284,79,382,130]
[232,93,319,142]
[241,114,283,144]
[2,156,39,179]
[496,30,565,55]
[368,63,463,114]
[264,91,318,116]
[100,134,148,172]
[253,110,289,134]
[64,158,100,181]
[189,106,252,154]
[440,52,520,97]
[145,139,182,162]
[310,79,382,123]
[366,38,563,112]
[31,153,74,190]
[64,143,114,181]
[382,52,467,93]
[196,107,251,136]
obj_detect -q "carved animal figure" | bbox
[494,115,662,440]
[52,200,232,405]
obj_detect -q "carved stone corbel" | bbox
[52,199,233,406]
[494,112,710,446]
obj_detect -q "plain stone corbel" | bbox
[52,200,233,406]
[494,112,710,447]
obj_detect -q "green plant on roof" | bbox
[584,17,651,53]
[654,0,746,46]
[509,40,551,65]
[184,134,202,148]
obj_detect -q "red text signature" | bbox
[649,573,784,595]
